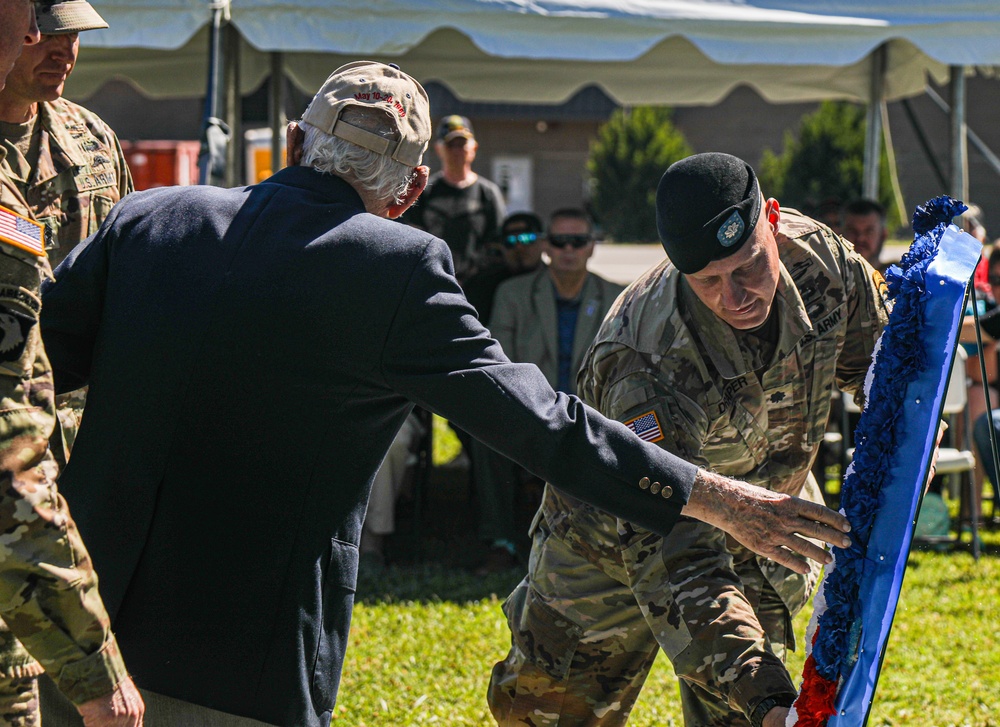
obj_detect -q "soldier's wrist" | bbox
[748,693,796,727]
[55,635,131,705]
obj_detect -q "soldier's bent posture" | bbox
[488,153,889,727]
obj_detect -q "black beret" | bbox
[655,152,762,274]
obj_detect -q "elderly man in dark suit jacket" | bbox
[37,62,851,727]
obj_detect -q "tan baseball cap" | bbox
[35,0,109,34]
[301,61,430,168]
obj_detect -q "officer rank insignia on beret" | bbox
[718,210,745,247]
[655,152,762,273]
[0,207,45,257]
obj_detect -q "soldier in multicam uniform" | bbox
[488,153,889,727]
[0,1,142,725]
[0,0,133,464]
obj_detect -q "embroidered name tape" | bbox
[0,207,45,257]
[624,410,664,443]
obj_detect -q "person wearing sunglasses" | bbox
[473,209,625,573]
[490,153,888,727]
[463,212,545,325]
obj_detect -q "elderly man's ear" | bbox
[286,122,305,167]
[388,166,429,219]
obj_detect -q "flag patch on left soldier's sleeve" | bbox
[624,410,664,443]
[0,207,44,257]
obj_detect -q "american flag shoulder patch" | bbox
[623,410,664,443]
[0,206,45,258]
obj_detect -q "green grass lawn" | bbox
[334,528,1000,726]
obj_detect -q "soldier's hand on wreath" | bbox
[77,676,144,727]
[683,470,852,575]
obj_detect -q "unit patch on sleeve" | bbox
[0,306,33,363]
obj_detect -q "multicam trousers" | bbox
[488,486,820,726]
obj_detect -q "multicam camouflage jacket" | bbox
[578,208,890,611]
[0,183,127,704]
[0,97,132,268]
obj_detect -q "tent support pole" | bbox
[949,66,968,201]
[863,44,887,199]
[197,0,232,186]
[900,98,948,189]
[925,81,1000,183]
[224,23,241,187]
[270,52,286,177]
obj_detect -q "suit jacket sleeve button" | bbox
[649,481,661,494]
[639,476,650,489]
[661,485,673,499]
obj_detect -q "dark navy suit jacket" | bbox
[40,166,697,727]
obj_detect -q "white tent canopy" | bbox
[70,0,1000,105]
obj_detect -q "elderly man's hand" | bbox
[683,470,852,574]
[76,677,144,727]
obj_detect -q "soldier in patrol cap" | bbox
[488,152,889,727]
[0,0,131,269]
[0,0,142,725]
[0,0,134,464]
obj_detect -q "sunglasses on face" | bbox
[502,232,539,247]
[548,234,592,249]
[989,275,1000,287]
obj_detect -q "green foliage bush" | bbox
[587,107,693,242]
[759,101,901,229]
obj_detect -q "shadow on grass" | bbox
[356,562,524,605]
[355,461,536,605]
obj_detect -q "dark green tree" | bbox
[759,101,900,229]
[587,106,693,242]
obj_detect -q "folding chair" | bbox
[842,347,979,559]
[935,348,980,559]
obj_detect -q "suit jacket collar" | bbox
[266,166,366,211]
[528,267,558,369]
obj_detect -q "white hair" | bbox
[300,107,417,205]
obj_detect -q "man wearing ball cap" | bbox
[490,152,889,727]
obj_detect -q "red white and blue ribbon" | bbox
[789,197,981,726]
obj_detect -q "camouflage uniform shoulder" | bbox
[776,206,858,283]
[592,256,686,357]
[0,158,31,221]
[43,97,120,148]
[582,256,712,416]
[774,207,821,239]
